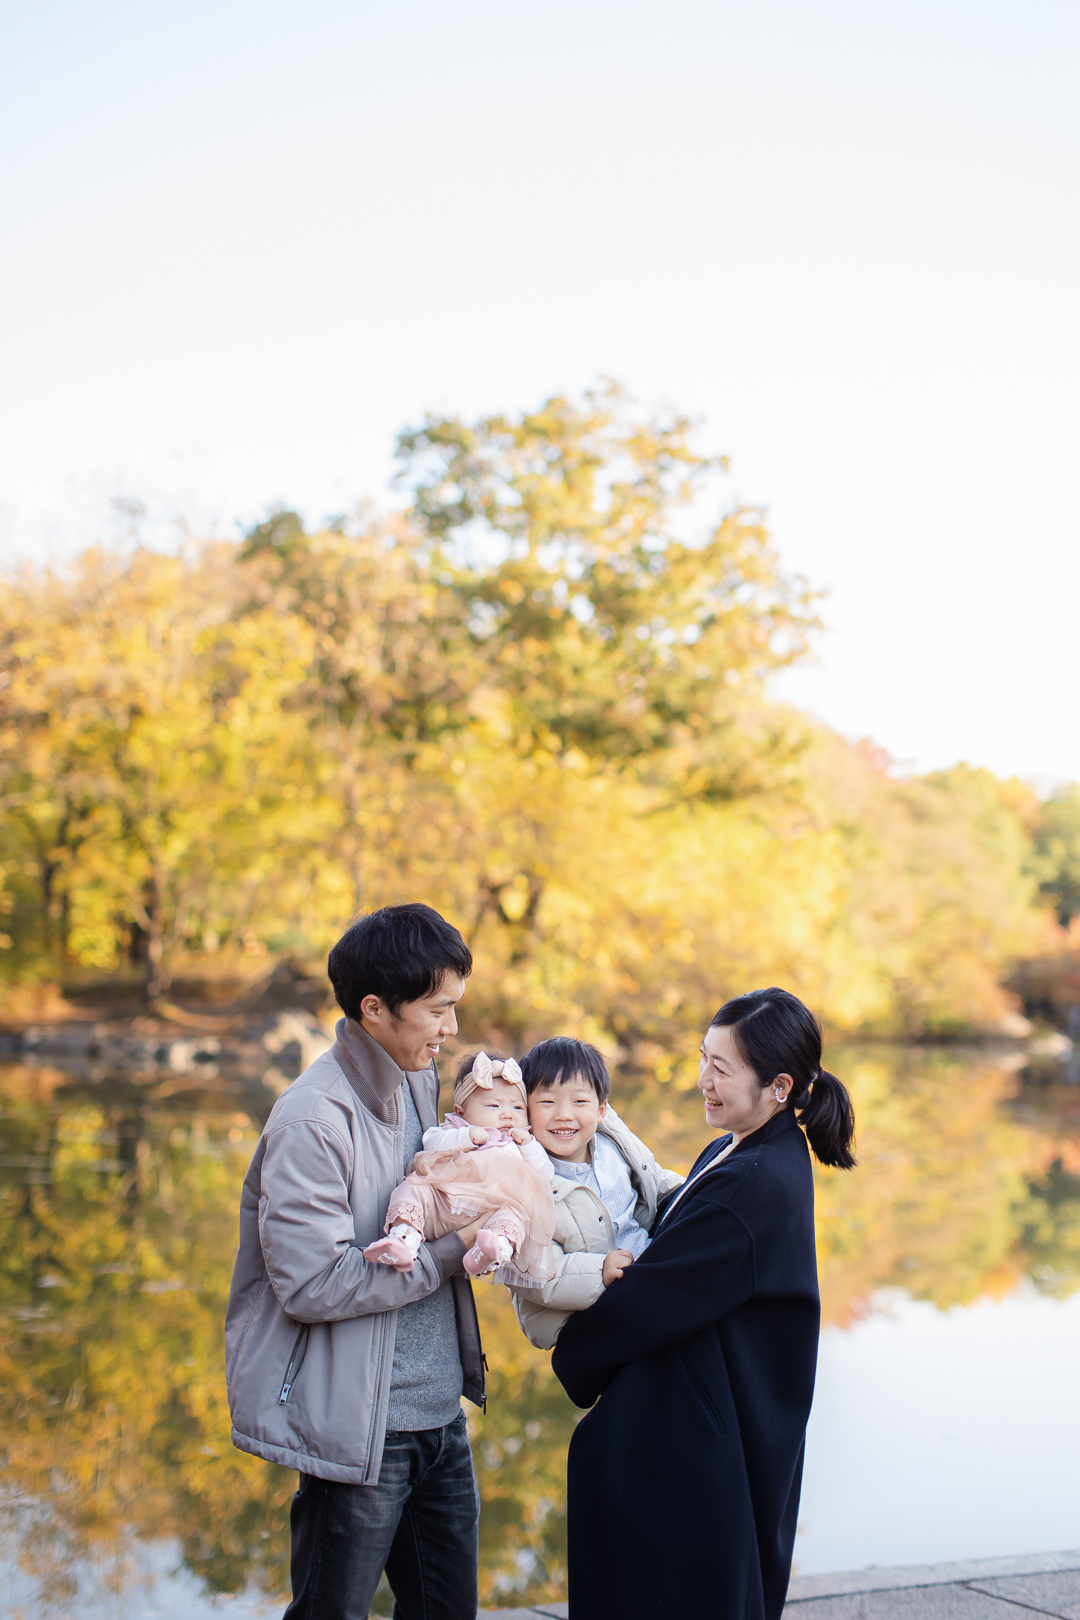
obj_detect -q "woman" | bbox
[551,987,856,1620]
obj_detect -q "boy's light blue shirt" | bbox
[548,1130,651,1257]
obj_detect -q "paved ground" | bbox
[481,1549,1080,1618]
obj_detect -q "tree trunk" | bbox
[131,874,170,1001]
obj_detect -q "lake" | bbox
[1,1044,1078,1615]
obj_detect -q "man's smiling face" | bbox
[527,1074,606,1163]
[359,973,464,1071]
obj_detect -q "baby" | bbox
[363,1051,557,1287]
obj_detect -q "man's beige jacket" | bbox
[225,1018,484,1485]
[510,1107,684,1351]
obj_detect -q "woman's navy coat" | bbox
[551,1108,820,1620]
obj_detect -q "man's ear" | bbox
[359,994,382,1024]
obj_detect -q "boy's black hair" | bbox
[327,903,472,1021]
[519,1037,610,1102]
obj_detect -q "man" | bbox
[225,904,485,1620]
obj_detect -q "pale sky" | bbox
[2,0,1078,782]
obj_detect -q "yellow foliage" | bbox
[0,388,1063,1039]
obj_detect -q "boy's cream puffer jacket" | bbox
[510,1105,684,1351]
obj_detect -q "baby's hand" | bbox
[468,1126,489,1146]
[602,1249,634,1287]
[510,1127,531,1145]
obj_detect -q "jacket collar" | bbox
[331,1017,419,1126]
[729,1105,799,1156]
[595,1108,646,1190]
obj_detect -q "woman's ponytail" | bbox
[796,1069,856,1170]
[711,987,857,1171]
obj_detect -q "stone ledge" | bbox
[787,1550,1080,1602]
[481,1606,566,1619]
[480,1604,566,1618]
[481,1552,1080,1618]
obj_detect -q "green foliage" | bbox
[1017,1157,1080,1296]
[1032,784,1080,927]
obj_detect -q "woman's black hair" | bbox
[327,903,472,1020]
[519,1037,610,1103]
[711,987,856,1169]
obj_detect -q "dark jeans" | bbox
[283,1411,479,1620]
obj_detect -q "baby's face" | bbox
[459,1076,528,1133]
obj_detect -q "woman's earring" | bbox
[774,1086,785,1102]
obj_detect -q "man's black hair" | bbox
[327,904,472,1021]
[519,1037,610,1102]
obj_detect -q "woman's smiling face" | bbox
[698,1022,788,1142]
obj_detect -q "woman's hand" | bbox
[602,1249,634,1287]
[468,1126,489,1146]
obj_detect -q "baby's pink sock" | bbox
[462,1229,514,1277]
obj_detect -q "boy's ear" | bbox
[597,1099,608,1118]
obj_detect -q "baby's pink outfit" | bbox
[381,1114,557,1288]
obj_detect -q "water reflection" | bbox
[0,1048,1077,1615]
[799,1287,1080,1574]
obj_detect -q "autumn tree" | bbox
[1032,784,1080,927]
[0,546,315,995]
[398,383,816,801]
[0,385,1067,1034]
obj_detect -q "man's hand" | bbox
[468,1126,488,1146]
[602,1249,634,1287]
[510,1127,531,1145]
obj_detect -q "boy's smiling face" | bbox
[528,1074,606,1163]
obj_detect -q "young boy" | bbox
[509,1036,684,1350]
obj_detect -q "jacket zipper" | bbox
[278,1324,311,1405]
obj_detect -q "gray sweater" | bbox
[385,1083,464,1430]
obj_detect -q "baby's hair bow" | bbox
[471,1052,523,1089]
[454,1050,527,1110]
